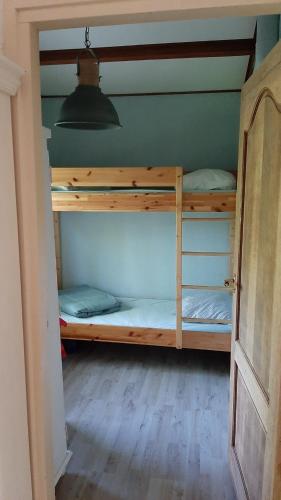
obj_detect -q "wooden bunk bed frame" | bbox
[52,167,236,213]
[52,166,236,352]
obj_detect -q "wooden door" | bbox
[229,43,281,500]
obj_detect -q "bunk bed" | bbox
[52,166,236,352]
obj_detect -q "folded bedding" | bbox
[183,169,236,191]
[59,285,121,318]
[182,291,232,322]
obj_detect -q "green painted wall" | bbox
[255,15,280,68]
[42,93,240,170]
[42,93,239,298]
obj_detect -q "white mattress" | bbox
[53,187,235,194]
[52,187,173,193]
[61,297,232,334]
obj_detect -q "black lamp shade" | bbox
[55,85,121,130]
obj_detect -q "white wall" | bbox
[42,128,69,485]
[0,55,33,500]
[61,212,230,299]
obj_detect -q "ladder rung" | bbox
[181,251,232,257]
[182,217,233,222]
[182,317,232,325]
[182,285,230,291]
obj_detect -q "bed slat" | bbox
[182,284,231,291]
[182,251,232,256]
[182,217,233,222]
[182,317,232,325]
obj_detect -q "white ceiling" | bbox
[40,16,256,96]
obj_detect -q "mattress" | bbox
[60,297,232,334]
[52,187,174,193]
[52,187,236,194]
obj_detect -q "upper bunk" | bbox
[51,166,236,213]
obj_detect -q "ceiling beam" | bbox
[244,24,257,82]
[40,38,255,66]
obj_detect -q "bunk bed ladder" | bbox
[181,214,235,331]
[176,167,183,349]
[175,169,236,350]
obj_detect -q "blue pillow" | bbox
[59,285,120,318]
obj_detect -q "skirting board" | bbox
[54,449,73,486]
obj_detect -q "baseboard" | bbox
[54,449,73,486]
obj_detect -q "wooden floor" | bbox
[56,343,236,500]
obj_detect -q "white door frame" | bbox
[3,1,281,499]
[0,54,33,500]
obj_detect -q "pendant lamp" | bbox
[55,27,121,130]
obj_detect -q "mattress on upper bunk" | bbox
[52,187,175,193]
[60,296,232,334]
[52,187,236,194]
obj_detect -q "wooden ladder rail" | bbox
[176,167,183,349]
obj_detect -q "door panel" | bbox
[239,96,281,395]
[235,371,266,500]
[230,41,281,500]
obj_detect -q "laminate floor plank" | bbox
[56,343,236,500]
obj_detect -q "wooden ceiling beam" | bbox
[244,24,257,82]
[40,38,255,66]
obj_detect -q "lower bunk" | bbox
[60,297,231,352]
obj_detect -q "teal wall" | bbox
[42,93,240,170]
[43,93,239,298]
[60,212,230,299]
[255,15,280,68]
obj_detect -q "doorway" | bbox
[41,15,245,498]
[4,2,281,500]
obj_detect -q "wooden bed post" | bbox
[53,212,62,289]
[176,167,183,349]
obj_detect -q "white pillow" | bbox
[183,169,236,191]
[182,292,232,323]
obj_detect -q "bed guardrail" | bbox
[51,166,180,188]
